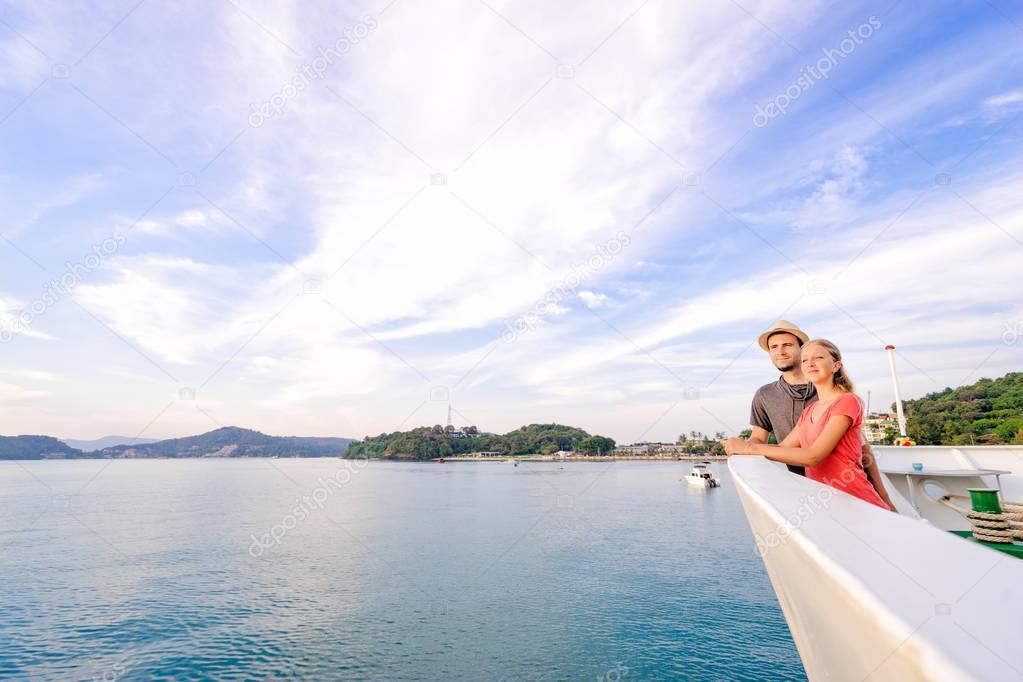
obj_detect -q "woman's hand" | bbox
[723,438,748,455]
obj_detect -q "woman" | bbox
[725,339,893,511]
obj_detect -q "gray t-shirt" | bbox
[750,376,818,475]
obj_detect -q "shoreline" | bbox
[3,455,729,462]
[441,455,728,462]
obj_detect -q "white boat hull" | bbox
[730,454,1023,681]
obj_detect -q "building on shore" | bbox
[650,443,689,456]
[613,442,701,456]
[863,412,899,445]
[615,443,651,456]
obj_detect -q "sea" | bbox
[0,459,806,681]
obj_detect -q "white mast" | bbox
[885,345,908,437]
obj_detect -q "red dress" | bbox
[797,393,888,509]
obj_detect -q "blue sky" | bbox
[1,0,1022,443]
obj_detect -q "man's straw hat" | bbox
[758,319,810,352]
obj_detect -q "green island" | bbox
[904,371,1023,445]
[347,423,616,460]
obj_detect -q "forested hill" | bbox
[98,427,353,458]
[0,435,83,460]
[0,427,353,459]
[348,423,616,459]
[906,372,1023,445]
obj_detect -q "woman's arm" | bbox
[724,428,797,458]
[725,415,853,467]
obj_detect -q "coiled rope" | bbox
[938,494,1023,543]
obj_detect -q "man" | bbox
[748,320,816,476]
[748,320,895,508]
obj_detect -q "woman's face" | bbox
[800,343,840,385]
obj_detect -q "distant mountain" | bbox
[97,427,354,458]
[0,427,354,460]
[0,435,83,460]
[62,435,160,452]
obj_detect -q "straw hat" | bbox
[758,319,809,352]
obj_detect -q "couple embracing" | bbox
[724,320,895,511]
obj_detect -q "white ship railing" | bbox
[730,455,1023,682]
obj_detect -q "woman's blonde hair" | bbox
[803,338,855,393]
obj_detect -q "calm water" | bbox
[0,459,805,681]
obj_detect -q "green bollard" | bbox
[963,489,1023,556]
[967,488,1003,514]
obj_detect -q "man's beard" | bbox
[774,361,797,372]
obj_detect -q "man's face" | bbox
[767,332,801,372]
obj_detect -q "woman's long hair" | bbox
[804,339,855,393]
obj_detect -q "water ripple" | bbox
[0,460,805,680]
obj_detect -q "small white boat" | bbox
[686,462,720,487]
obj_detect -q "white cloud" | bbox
[69,0,805,372]
[0,381,48,402]
[0,295,55,341]
[0,368,56,381]
[793,146,869,230]
[578,290,608,309]
[984,90,1023,109]
[4,172,105,238]
[134,208,230,236]
[73,256,266,365]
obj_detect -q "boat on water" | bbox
[731,445,1023,681]
[686,462,720,488]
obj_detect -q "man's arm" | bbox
[749,426,770,444]
[861,443,896,511]
[749,390,772,445]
